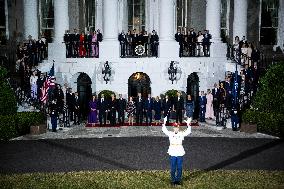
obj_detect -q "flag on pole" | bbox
[40,62,55,103]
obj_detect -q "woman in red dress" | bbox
[79,31,86,57]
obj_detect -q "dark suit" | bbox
[203,33,212,56]
[175,33,183,57]
[109,99,117,126]
[162,98,172,125]
[73,95,80,124]
[212,88,220,125]
[150,34,159,57]
[86,34,93,57]
[118,33,127,57]
[188,31,197,56]
[174,97,184,123]
[144,98,153,125]
[98,98,109,126]
[117,98,126,125]
[135,97,144,125]
[64,33,72,57]
[66,92,74,121]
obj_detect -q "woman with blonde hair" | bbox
[126,96,136,126]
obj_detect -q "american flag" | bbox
[40,63,55,103]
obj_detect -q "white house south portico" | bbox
[35,0,248,97]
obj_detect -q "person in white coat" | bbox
[162,116,192,185]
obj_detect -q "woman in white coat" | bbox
[162,116,192,186]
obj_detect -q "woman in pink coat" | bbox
[205,89,214,119]
[91,31,98,57]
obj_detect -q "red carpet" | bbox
[85,122,199,127]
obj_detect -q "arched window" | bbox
[260,0,279,45]
[127,0,145,32]
[40,0,54,42]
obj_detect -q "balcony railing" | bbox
[178,42,212,57]
[119,42,159,58]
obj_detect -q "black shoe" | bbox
[176,181,181,185]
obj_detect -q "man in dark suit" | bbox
[109,94,117,126]
[117,94,126,125]
[188,28,197,56]
[64,30,72,58]
[131,29,138,55]
[73,92,80,125]
[144,93,154,125]
[135,93,144,125]
[71,29,80,57]
[97,94,109,126]
[203,30,212,56]
[175,29,184,57]
[118,31,127,57]
[86,31,93,57]
[150,30,159,57]
[162,95,172,125]
[173,92,184,124]
[199,91,207,123]
[97,29,103,42]
[66,88,74,122]
[212,83,220,125]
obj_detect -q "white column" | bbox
[23,0,38,40]
[159,0,179,58]
[118,0,127,33]
[276,0,284,51]
[206,0,221,42]
[206,0,227,57]
[54,0,69,43]
[103,0,118,41]
[100,0,119,58]
[160,0,175,41]
[48,0,69,61]
[95,0,103,31]
[233,0,248,39]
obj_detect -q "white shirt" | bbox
[30,75,38,85]
[162,124,191,156]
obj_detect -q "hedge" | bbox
[0,115,18,140]
[0,112,45,140]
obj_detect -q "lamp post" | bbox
[102,61,111,84]
[168,61,177,84]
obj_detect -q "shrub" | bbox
[16,112,45,135]
[165,89,179,99]
[0,67,17,116]
[98,90,115,99]
[0,115,17,140]
[242,62,284,137]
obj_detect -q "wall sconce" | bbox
[168,61,177,84]
[102,61,111,84]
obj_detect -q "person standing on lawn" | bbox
[162,116,192,186]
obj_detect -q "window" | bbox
[85,0,96,32]
[176,0,189,32]
[260,0,279,45]
[0,0,6,43]
[221,0,229,43]
[128,0,145,32]
[40,0,54,42]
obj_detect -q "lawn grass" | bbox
[0,170,283,189]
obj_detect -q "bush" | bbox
[0,115,17,140]
[16,112,45,135]
[98,90,115,99]
[165,89,179,99]
[0,66,17,116]
[242,62,284,137]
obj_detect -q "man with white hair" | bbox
[162,116,192,186]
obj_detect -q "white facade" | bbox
[37,0,242,97]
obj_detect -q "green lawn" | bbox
[0,170,283,189]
